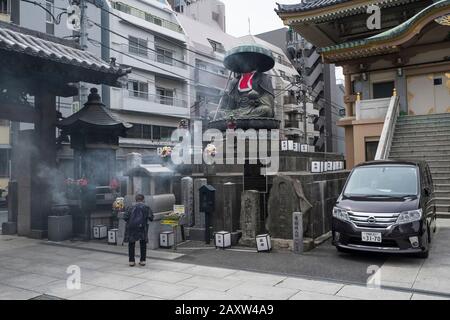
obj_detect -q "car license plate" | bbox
[361,232,382,243]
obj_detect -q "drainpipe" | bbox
[94,0,111,107]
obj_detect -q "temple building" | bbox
[277,0,450,217]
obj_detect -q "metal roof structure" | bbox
[58,88,132,135]
[0,21,130,89]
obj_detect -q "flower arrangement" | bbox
[65,178,88,200]
[160,146,172,159]
[112,197,125,212]
[205,144,216,157]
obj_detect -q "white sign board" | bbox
[173,205,185,215]
[300,144,308,152]
[327,161,333,171]
[311,161,321,173]
[293,143,299,152]
[288,140,294,151]
[281,141,288,151]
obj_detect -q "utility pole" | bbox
[298,37,308,145]
[79,0,88,105]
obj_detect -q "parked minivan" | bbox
[332,160,437,258]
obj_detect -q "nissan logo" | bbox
[367,216,377,224]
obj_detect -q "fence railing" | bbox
[375,94,400,160]
[128,90,188,108]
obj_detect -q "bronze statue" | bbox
[213,44,276,121]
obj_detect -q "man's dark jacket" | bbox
[124,202,154,243]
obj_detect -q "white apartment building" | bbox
[168,0,226,32]
[105,0,191,162]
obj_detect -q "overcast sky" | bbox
[222,0,344,81]
[223,0,301,37]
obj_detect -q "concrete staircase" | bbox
[389,113,450,218]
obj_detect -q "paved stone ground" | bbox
[0,210,7,229]
[0,219,449,300]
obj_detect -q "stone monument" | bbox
[181,177,194,227]
[239,190,261,245]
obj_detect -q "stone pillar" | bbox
[30,92,56,238]
[240,190,261,245]
[181,177,194,227]
[223,182,239,232]
[292,212,303,254]
[193,178,207,228]
[344,73,353,117]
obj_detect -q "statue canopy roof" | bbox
[57,88,132,136]
[224,44,275,73]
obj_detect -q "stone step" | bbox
[389,151,450,157]
[397,118,450,125]
[393,132,450,140]
[396,122,450,130]
[394,128,450,136]
[391,143,450,150]
[435,184,450,191]
[433,177,450,184]
[435,191,450,198]
[434,197,450,205]
[391,145,450,151]
[397,113,450,121]
[430,170,450,176]
[392,134,450,143]
[437,212,450,219]
[426,161,450,168]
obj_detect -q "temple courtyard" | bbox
[1,219,450,300]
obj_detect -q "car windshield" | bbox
[343,165,418,198]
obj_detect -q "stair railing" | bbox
[375,91,400,160]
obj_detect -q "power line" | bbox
[20,0,67,24]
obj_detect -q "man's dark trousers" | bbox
[128,240,146,262]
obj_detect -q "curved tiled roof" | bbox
[0,21,129,79]
[276,0,350,13]
[58,88,132,134]
[319,0,450,53]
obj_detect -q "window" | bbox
[365,138,379,161]
[0,149,10,178]
[128,80,148,99]
[343,165,418,197]
[127,123,154,140]
[196,62,207,70]
[156,87,174,106]
[0,0,9,14]
[156,47,174,65]
[434,78,443,86]
[372,81,395,99]
[207,39,225,53]
[128,36,148,56]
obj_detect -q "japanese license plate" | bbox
[361,232,382,243]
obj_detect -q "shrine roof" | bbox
[0,21,130,86]
[318,0,450,60]
[58,88,132,133]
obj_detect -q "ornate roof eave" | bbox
[319,0,450,63]
[277,0,423,25]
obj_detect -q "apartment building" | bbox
[168,0,226,32]
[106,0,190,165]
[256,27,345,154]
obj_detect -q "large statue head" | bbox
[224,44,275,74]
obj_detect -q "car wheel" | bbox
[417,229,429,259]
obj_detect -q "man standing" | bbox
[124,194,153,266]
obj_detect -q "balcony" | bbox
[121,90,189,118]
[111,1,183,34]
[195,69,228,90]
[115,44,189,80]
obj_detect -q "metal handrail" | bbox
[128,90,188,108]
[375,94,400,160]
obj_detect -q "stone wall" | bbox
[172,152,349,248]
